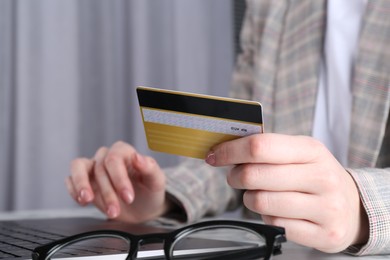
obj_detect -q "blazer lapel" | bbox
[273,0,326,135]
[349,0,390,167]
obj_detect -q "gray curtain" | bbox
[0,0,233,211]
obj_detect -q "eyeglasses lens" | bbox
[171,226,266,259]
[50,236,130,259]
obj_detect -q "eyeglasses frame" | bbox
[32,219,286,260]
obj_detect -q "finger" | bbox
[243,190,323,222]
[227,163,324,194]
[90,188,107,217]
[94,147,120,219]
[261,216,323,249]
[206,133,328,166]
[132,153,165,192]
[65,176,77,202]
[70,157,95,204]
[262,215,346,253]
[104,141,136,204]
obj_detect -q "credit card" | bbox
[136,86,263,159]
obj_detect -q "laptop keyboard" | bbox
[0,221,136,259]
[0,221,65,259]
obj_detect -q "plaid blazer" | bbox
[165,0,390,255]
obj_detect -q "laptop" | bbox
[0,216,259,259]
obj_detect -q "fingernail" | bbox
[205,152,216,165]
[107,205,119,219]
[122,189,133,204]
[79,189,92,203]
[135,153,145,166]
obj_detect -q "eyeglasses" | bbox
[32,219,286,260]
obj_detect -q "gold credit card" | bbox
[136,86,264,159]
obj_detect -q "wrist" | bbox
[161,193,187,222]
[352,200,369,246]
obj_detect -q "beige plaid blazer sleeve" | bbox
[165,0,390,256]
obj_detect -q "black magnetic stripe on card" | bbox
[136,88,263,124]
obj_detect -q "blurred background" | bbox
[0,0,246,212]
